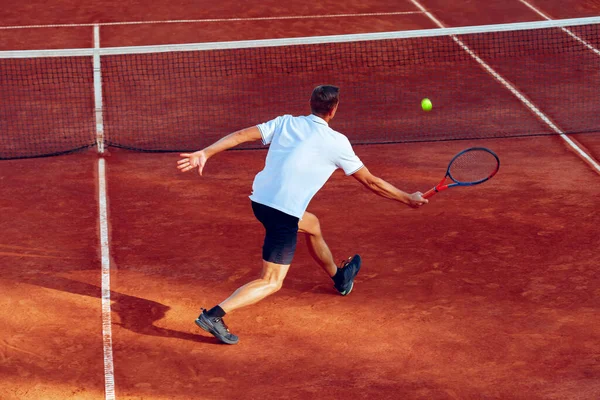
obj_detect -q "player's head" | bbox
[310,85,340,118]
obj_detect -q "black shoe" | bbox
[195,309,239,344]
[334,254,362,296]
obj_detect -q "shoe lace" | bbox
[201,309,232,333]
[339,256,353,269]
[214,317,231,333]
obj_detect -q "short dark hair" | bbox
[310,85,340,116]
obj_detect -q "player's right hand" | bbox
[407,192,428,208]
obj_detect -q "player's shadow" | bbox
[13,272,220,344]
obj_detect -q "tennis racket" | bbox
[423,147,500,199]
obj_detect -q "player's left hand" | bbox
[177,151,208,175]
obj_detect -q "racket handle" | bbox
[422,188,437,199]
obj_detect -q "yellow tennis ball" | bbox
[421,98,433,112]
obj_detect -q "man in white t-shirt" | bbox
[177,85,428,344]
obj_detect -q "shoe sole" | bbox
[195,318,239,345]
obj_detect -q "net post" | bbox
[93,24,105,154]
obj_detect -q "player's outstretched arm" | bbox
[351,166,428,208]
[177,126,262,175]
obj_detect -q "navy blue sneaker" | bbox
[334,254,362,296]
[195,309,239,344]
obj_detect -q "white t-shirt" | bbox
[249,114,364,219]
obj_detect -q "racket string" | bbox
[448,150,499,183]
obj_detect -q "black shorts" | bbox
[251,201,299,265]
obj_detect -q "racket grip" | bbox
[422,188,437,199]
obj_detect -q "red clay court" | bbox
[1,1,599,400]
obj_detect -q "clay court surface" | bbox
[1,1,599,399]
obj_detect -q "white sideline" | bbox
[410,0,600,175]
[517,1,600,57]
[96,24,116,400]
[94,25,105,153]
[99,158,115,400]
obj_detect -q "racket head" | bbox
[446,147,500,185]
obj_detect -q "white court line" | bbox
[516,0,557,20]
[99,158,116,400]
[0,11,422,29]
[410,0,600,175]
[517,0,600,56]
[99,158,115,400]
[94,25,105,154]
[96,22,116,400]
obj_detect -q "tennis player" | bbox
[177,85,428,344]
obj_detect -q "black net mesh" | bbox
[0,56,95,159]
[1,20,599,159]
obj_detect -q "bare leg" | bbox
[219,260,290,313]
[299,211,338,277]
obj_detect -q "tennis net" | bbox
[1,16,600,159]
